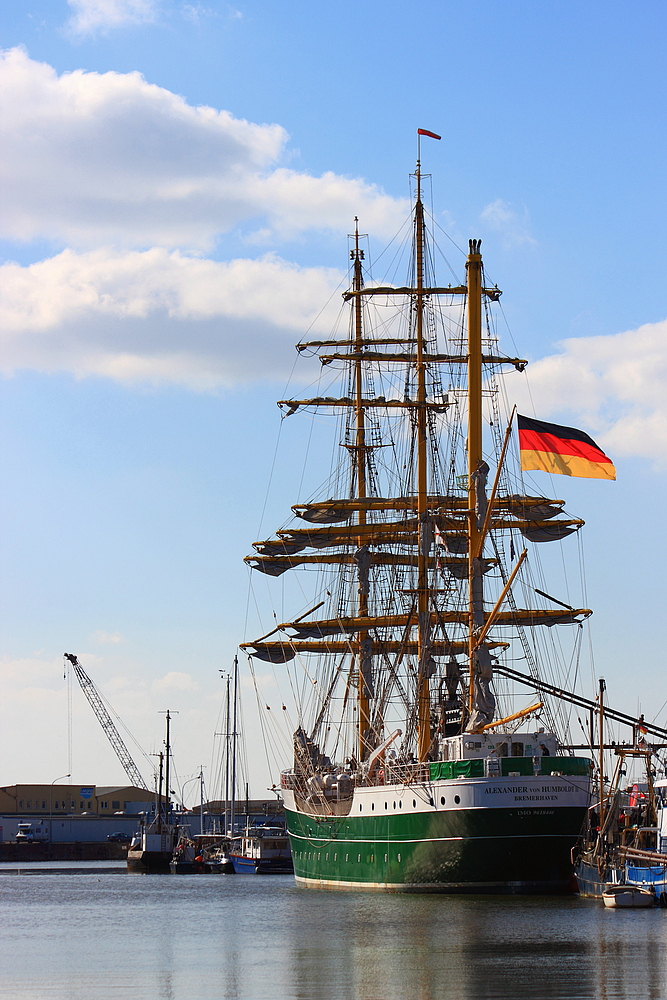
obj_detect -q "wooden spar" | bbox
[474,406,516,559]
[415,163,431,762]
[478,702,543,732]
[467,240,484,720]
[472,549,528,651]
[352,218,371,762]
[252,601,325,643]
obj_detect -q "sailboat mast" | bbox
[224,673,230,835]
[352,219,370,762]
[230,655,238,836]
[164,709,171,823]
[466,239,484,721]
[415,163,431,762]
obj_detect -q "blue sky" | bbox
[1,0,667,799]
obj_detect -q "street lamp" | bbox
[49,774,71,845]
[181,768,206,836]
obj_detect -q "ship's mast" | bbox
[466,239,484,722]
[351,219,371,761]
[415,163,431,761]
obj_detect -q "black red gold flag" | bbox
[517,414,616,480]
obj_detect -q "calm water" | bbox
[0,863,665,1000]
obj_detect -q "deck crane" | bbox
[63,653,150,791]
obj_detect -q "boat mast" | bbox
[598,677,606,829]
[466,239,484,724]
[230,655,238,836]
[164,709,171,824]
[157,750,164,832]
[415,162,431,761]
[224,673,230,835]
[351,219,371,762]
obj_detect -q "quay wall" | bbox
[0,842,127,861]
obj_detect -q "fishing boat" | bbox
[575,738,667,904]
[228,825,293,875]
[241,143,605,893]
[127,711,177,872]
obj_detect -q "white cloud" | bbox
[0,48,407,250]
[0,247,341,388]
[91,631,123,644]
[152,671,200,692]
[67,0,160,36]
[509,318,667,465]
[480,198,536,248]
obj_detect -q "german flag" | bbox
[517,415,616,480]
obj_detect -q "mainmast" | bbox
[351,219,371,761]
[415,164,431,762]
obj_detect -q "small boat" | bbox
[602,886,655,908]
[228,825,293,874]
[170,834,234,873]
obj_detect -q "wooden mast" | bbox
[351,219,371,761]
[466,239,484,722]
[415,162,431,761]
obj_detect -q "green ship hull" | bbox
[283,772,589,893]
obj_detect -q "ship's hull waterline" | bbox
[284,774,589,893]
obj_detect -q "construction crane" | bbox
[64,653,150,791]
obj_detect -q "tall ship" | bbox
[241,144,597,892]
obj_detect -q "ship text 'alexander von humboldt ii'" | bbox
[242,144,596,893]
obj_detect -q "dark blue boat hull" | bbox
[229,854,293,875]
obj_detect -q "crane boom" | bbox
[64,653,150,791]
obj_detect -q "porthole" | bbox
[440,796,446,805]
[357,854,361,863]
[385,802,388,810]
[384,853,388,863]
[360,804,363,811]
[413,799,416,808]
[371,803,375,811]
[393,801,396,810]
[345,854,349,862]
[325,853,329,861]
[318,853,321,860]
[397,853,401,862]
[334,854,337,862]
[371,854,374,862]
[399,801,402,809]
[454,795,460,804]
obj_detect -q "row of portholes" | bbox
[361,800,407,812]
[296,851,402,864]
[359,794,461,812]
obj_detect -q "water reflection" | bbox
[0,870,665,999]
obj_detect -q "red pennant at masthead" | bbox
[517,414,616,481]
[417,129,441,140]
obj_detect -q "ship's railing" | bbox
[281,762,431,790]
